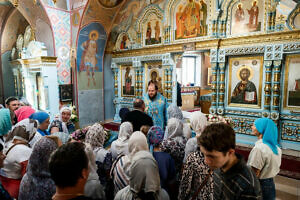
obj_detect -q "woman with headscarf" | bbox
[49,107,75,134]
[29,111,50,136]
[178,139,213,200]
[247,118,282,200]
[184,111,208,162]
[83,143,106,200]
[18,136,60,200]
[147,126,176,198]
[110,131,149,195]
[70,126,90,142]
[85,123,112,198]
[0,109,13,145]
[14,106,35,123]
[0,124,32,199]
[161,118,187,175]
[166,105,192,139]
[114,150,170,200]
[110,122,133,160]
[5,118,41,148]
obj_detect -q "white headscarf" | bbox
[128,131,149,159]
[122,131,149,176]
[129,151,161,199]
[5,118,41,147]
[111,122,133,159]
[166,118,183,139]
[190,111,207,135]
[84,143,106,200]
[184,112,208,162]
[59,107,72,134]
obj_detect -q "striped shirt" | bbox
[111,155,130,195]
[213,154,262,200]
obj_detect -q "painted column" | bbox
[263,60,272,117]
[209,49,218,114]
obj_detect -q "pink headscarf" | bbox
[15,106,35,122]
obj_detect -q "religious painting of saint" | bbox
[283,55,300,110]
[115,33,131,51]
[121,66,135,97]
[175,0,208,39]
[228,56,263,108]
[144,15,162,46]
[77,23,107,91]
[231,0,263,35]
[145,63,165,96]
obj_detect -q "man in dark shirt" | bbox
[198,123,262,200]
[122,98,153,132]
[49,142,100,200]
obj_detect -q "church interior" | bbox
[0,0,299,199]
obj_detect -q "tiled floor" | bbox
[275,175,299,200]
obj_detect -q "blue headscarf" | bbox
[254,118,279,155]
[29,111,49,124]
[0,108,12,136]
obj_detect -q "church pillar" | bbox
[209,49,218,114]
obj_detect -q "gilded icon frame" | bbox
[144,62,165,96]
[120,65,135,97]
[227,56,263,108]
[283,54,300,111]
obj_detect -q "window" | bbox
[177,55,201,86]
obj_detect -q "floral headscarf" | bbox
[85,123,107,149]
[71,127,90,141]
[147,126,164,152]
[6,118,38,143]
[19,137,58,199]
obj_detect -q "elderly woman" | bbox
[114,150,169,200]
[166,105,191,139]
[85,123,112,198]
[84,143,106,200]
[161,118,187,175]
[110,122,133,160]
[18,136,60,200]
[111,131,149,195]
[29,111,50,136]
[148,126,176,198]
[0,124,33,198]
[0,109,13,144]
[49,107,75,134]
[184,111,208,162]
[248,118,282,200]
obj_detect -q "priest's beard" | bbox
[149,92,157,100]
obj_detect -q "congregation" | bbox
[0,81,282,200]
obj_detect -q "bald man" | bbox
[122,98,153,132]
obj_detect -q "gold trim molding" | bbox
[10,57,57,67]
[111,30,300,57]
